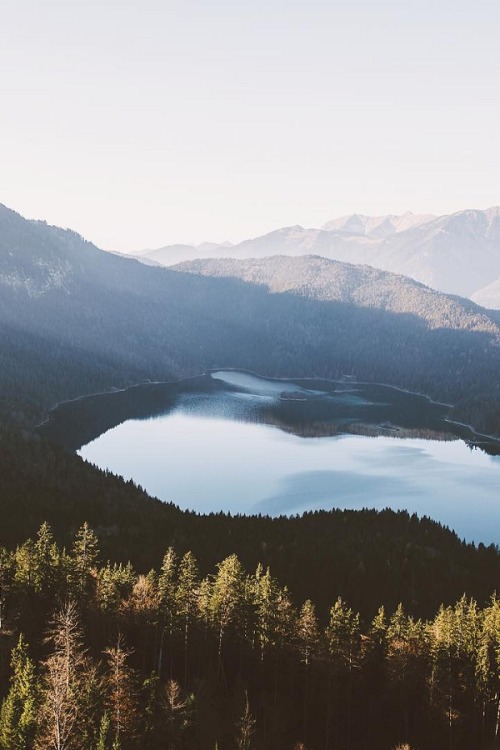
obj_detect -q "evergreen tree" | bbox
[70,522,99,598]
[14,538,37,593]
[34,521,60,594]
[476,595,500,743]
[96,563,135,617]
[96,712,111,750]
[387,604,427,744]
[157,547,178,676]
[296,600,319,745]
[326,597,361,747]
[175,551,199,685]
[254,566,283,661]
[0,634,39,750]
[209,554,246,662]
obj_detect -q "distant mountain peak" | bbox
[133,207,500,306]
[321,212,435,237]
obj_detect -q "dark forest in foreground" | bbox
[1,523,500,750]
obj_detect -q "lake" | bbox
[40,370,500,544]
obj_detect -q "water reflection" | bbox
[40,370,500,543]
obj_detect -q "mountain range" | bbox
[138,207,500,307]
[1,202,500,438]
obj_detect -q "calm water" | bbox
[46,370,500,545]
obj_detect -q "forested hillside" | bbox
[1,432,499,621]
[176,255,497,332]
[142,207,500,302]
[2,204,500,434]
[1,523,500,750]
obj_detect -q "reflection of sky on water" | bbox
[79,411,500,545]
[212,370,316,395]
[211,370,373,405]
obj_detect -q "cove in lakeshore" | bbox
[40,370,500,545]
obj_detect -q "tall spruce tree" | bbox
[175,551,199,686]
[70,522,99,598]
[0,634,39,750]
[157,547,178,678]
[209,554,246,662]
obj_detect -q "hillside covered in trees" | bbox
[140,207,500,304]
[1,523,500,750]
[2,203,500,435]
[2,204,500,748]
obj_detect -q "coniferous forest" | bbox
[2,206,500,748]
[2,522,500,750]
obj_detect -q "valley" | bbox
[2,204,500,750]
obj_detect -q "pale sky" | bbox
[1,0,499,252]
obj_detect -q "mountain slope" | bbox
[2,203,500,435]
[174,255,498,334]
[140,207,500,303]
[173,255,500,434]
[140,240,234,266]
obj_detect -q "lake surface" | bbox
[41,370,500,544]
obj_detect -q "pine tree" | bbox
[34,521,60,594]
[476,595,500,742]
[0,634,40,750]
[209,554,245,663]
[175,551,199,685]
[254,566,282,661]
[70,522,99,598]
[296,600,319,744]
[96,712,111,750]
[14,539,37,593]
[96,563,135,616]
[326,597,361,747]
[388,604,427,743]
[157,547,178,676]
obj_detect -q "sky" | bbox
[1,0,500,252]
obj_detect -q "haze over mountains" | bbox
[1,201,500,438]
[139,207,500,307]
[175,255,498,333]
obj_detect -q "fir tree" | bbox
[0,634,39,750]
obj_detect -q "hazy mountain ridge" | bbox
[321,211,435,236]
[2,203,500,436]
[143,207,500,305]
[143,240,234,266]
[175,255,499,335]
